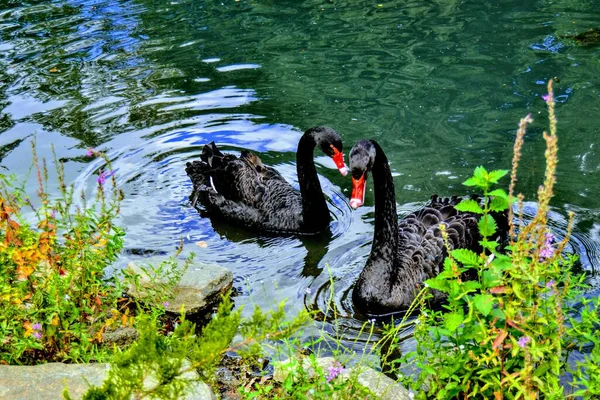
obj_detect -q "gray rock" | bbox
[0,362,215,400]
[273,356,412,400]
[101,326,139,348]
[126,257,233,316]
[354,366,412,400]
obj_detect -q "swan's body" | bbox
[185,126,347,235]
[349,140,504,315]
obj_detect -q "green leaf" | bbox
[487,169,509,184]
[491,254,511,271]
[444,312,464,332]
[454,199,484,214]
[479,239,498,251]
[489,196,509,212]
[478,214,497,237]
[451,248,479,266]
[482,270,502,289]
[491,308,506,321]
[461,281,481,293]
[472,294,494,316]
[425,277,448,293]
[462,177,482,187]
[513,282,526,300]
[488,189,508,200]
[533,362,551,377]
[473,166,488,181]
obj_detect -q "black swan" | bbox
[185,126,348,234]
[349,139,505,315]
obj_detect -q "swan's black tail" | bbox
[200,141,224,168]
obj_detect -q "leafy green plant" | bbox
[241,354,376,400]
[0,145,183,364]
[393,80,600,399]
[0,145,131,363]
[79,294,314,399]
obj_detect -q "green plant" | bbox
[79,294,314,399]
[241,354,376,400]
[393,80,600,399]
[0,145,132,363]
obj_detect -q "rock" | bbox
[126,257,233,316]
[354,366,412,400]
[101,326,139,348]
[273,356,412,400]
[0,362,215,400]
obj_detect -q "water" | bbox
[1,0,600,359]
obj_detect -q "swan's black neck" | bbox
[369,141,398,266]
[296,132,329,232]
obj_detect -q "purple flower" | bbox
[326,361,345,383]
[86,148,95,157]
[540,231,555,260]
[163,301,169,308]
[97,170,114,185]
[31,323,42,340]
[546,279,555,289]
[517,336,531,348]
[542,94,550,103]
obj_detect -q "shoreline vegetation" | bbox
[1,80,599,399]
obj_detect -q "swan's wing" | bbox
[396,198,480,280]
[187,145,268,206]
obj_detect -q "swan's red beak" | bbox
[350,173,366,209]
[330,146,348,176]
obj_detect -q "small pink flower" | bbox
[540,231,555,260]
[97,170,114,185]
[542,94,550,103]
[86,148,95,157]
[32,323,42,340]
[517,336,530,348]
[326,361,345,383]
[546,279,555,289]
[163,301,169,308]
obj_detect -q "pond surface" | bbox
[1,0,600,358]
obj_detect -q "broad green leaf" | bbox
[487,169,509,184]
[451,248,479,266]
[482,269,502,288]
[491,255,511,271]
[491,307,506,321]
[454,199,484,214]
[473,166,488,181]
[462,177,483,187]
[478,214,497,237]
[489,196,509,212]
[444,312,464,332]
[479,239,498,251]
[461,281,481,293]
[425,277,448,293]
[472,294,494,316]
[488,189,508,200]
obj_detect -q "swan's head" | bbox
[307,126,348,176]
[349,140,376,209]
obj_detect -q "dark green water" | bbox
[1,0,600,353]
